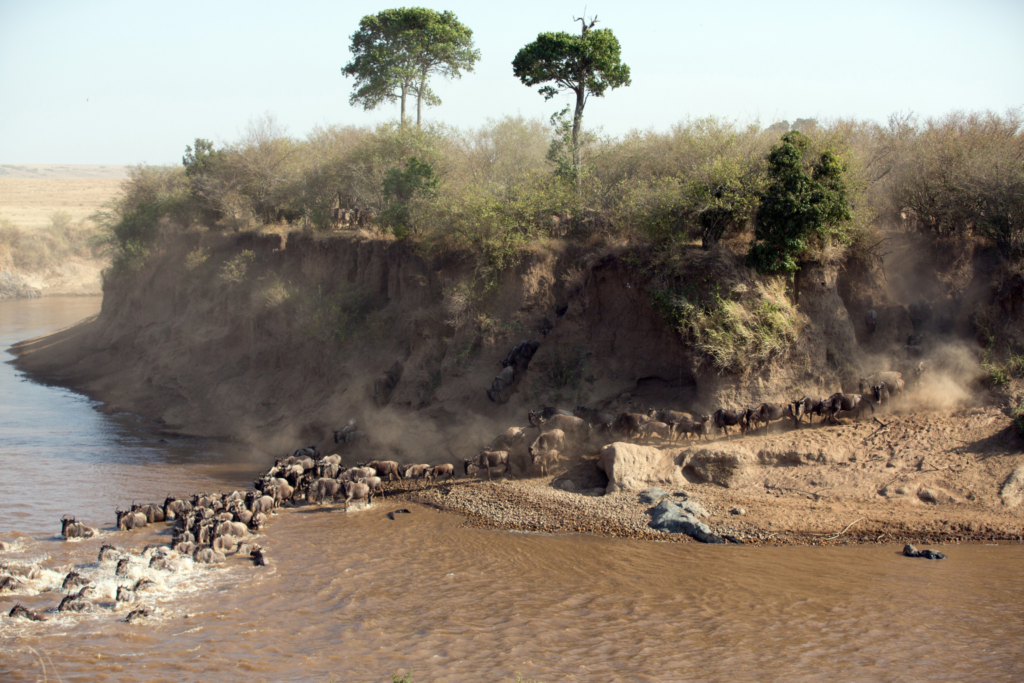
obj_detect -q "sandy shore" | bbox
[383,406,1024,547]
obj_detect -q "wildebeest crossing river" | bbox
[1,297,1022,682]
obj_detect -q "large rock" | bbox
[681,438,850,488]
[1000,466,1024,508]
[682,443,756,488]
[597,442,687,494]
[648,500,724,544]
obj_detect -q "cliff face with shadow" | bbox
[11,229,909,461]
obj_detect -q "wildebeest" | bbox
[639,421,674,443]
[489,427,526,451]
[464,450,512,480]
[115,585,136,603]
[343,480,372,509]
[403,464,432,485]
[535,414,590,440]
[215,520,249,539]
[792,396,827,427]
[309,478,342,505]
[98,544,124,562]
[364,460,402,481]
[293,446,320,460]
[211,534,236,554]
[62,570,90,591]
[527,407,573,426]
[163,496,192,521]
[333,419,358,443]
[9,604,46,621]
[747,403,790,435]
[860,371,905,399]
[823,392,875,421]
[673,416,710,441]
[251,546,268,567]
[248,512,268,531]
[150,555,180,572]
[125,606,153,623]
[648,409,697,425]
[608,412,649,439]
[426,463,456,484]
[531,448,564,476]
[0,576,23,592]
[193,547,226,564]
[115,508,148,531]
[573,405,615,426]
[115,558,132,578]
[345,466,376,482]
[132,502,166,524]
[529,429,565,463]
[865,309,878,334]
[60,515,97,539]
[711,408,748,440]
[58,593,94,612]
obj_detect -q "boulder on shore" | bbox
[648,500,724,544]
[598,443,687,494]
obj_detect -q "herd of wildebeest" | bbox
[1,351,927,623]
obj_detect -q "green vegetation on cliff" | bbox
[93,108,1024,376]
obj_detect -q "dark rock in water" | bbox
[903,544,947,560]
[638,488,669,505]
[387,509,412,520]
[648,500,725,544]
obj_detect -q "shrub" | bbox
[94,165,192,275]
[1012,403,1024,438]
[879,109,1024,258]
[652,278,800,373]
[747,131,852,274]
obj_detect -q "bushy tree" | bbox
[513,16,630,179]
[343,8,480,127]
[747,131,851,274]
[381,157,438,238]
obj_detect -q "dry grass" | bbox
[0,177,123,230]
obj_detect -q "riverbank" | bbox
[387,403,1024,546]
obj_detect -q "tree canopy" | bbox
[747,131,852,275]
[342,8,479,126]
[512,17,630,177]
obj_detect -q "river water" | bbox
[1,297,1022,682]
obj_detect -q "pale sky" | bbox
[1,0,1022,165]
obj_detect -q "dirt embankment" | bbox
[9,228,1024,544]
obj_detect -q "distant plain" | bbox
[0,165,126,230]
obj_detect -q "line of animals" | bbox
[464,366,928,481]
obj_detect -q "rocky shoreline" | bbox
[389,443,1024,548]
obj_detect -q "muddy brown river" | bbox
[2,298,1023,682]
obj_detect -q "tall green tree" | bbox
[342,8,480,127]
[747,131,852,275]
[512,16,631,177]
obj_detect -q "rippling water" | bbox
[2,298,1022,682]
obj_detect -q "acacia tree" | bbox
[512,16,631,177]
[342,8,479,127]
[747,131,852,275]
